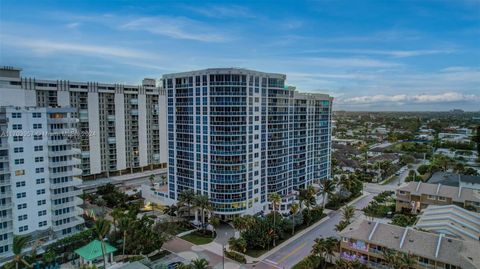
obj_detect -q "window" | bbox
[15,170,25,176]
[17,203,27,210]
[34,135,43,140]
[418,257,429,264]
[437,196,447,201]
[38,210,47,216]
[32,113,41,118]
[36,189,46,195]
[36,178,45,184]
[14,159,24,165]
[427,195,436,200]
[35,168,44,173]
[35,157,44,163]
[11,112,21,118]
[15,181,26,187]
[16,192,26,198]
[33,123,42,129]
[39,221,47,227]
[18,214,28,221]
[13,147,23,153]
[19,225,28,232]
[13,136,23,142]
[12,124,22,130]
[34,146,43,151]
[37,199,46,206]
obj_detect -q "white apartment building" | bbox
[0,106,83,261]
[163,68,333,217]
[0,67,168,179]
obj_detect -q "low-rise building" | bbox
[415,204,480,241]
[396,181,480,213]
[428,172,480,190]
[339,220,480,269]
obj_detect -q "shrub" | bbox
[224,250,246,263]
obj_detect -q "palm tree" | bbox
[194,195,212,234]
[111,207,123,233]
[299,186,316,210]
[93,218,112,269]
[232,216,247,232]
[190,258,210,269]
[341,205,355,224]
[9,235,31,269]
[399,252,417,269]
[149,174,155,186]
[178,189,196,221]
[118,217,132,256]
[268,192,282,247]
[290,202,300,235]
[319,179,336,209]
[382,249,401,269]
[312,237,338,269]
[163,204,178,222]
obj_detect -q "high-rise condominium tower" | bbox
[0,107,83,261]
[163,68,332,217]
[0,67,168,179]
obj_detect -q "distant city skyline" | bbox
[1,0,479,111]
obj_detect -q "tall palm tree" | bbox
[341,205,355,224]
[93,218,112,269]
[178,189,196,221]
[312,237,338,269]
[118,217,132,256]
[110,207,123,233]
[268,193,282,247]
[190,258,210,269]
[319,179,336,209]
[290,202,300,235]
[382,249,401,269]
[8,235,31,269]
[298,186,316,210]
[194,195,212,234]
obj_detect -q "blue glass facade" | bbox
[164,68,332,216]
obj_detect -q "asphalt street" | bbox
[263,194,373,269]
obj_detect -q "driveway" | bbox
[215,222,236,245]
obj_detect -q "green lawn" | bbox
[181,231,215,245]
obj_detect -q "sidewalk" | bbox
[247,192,371,264]
[163,237,278,269]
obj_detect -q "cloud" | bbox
[121,16,228,42]
[308,57,402,68]
[66,22,81,29]
[300,48,455,58]
[1,35,159,60]
[337,92,480,105]
[184,4,255,18]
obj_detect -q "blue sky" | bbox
[1,0,479,111]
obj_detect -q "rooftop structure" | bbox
[339,220,480,269]
[415,204,480,241]
[396,181,480,213]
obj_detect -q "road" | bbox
[263,194,373,269]
[364,160,428,195]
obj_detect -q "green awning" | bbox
[74,239,117,261]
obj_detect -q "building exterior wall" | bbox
[0,107,83,261]
[0,69,168,179]
[164,68,332,217]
